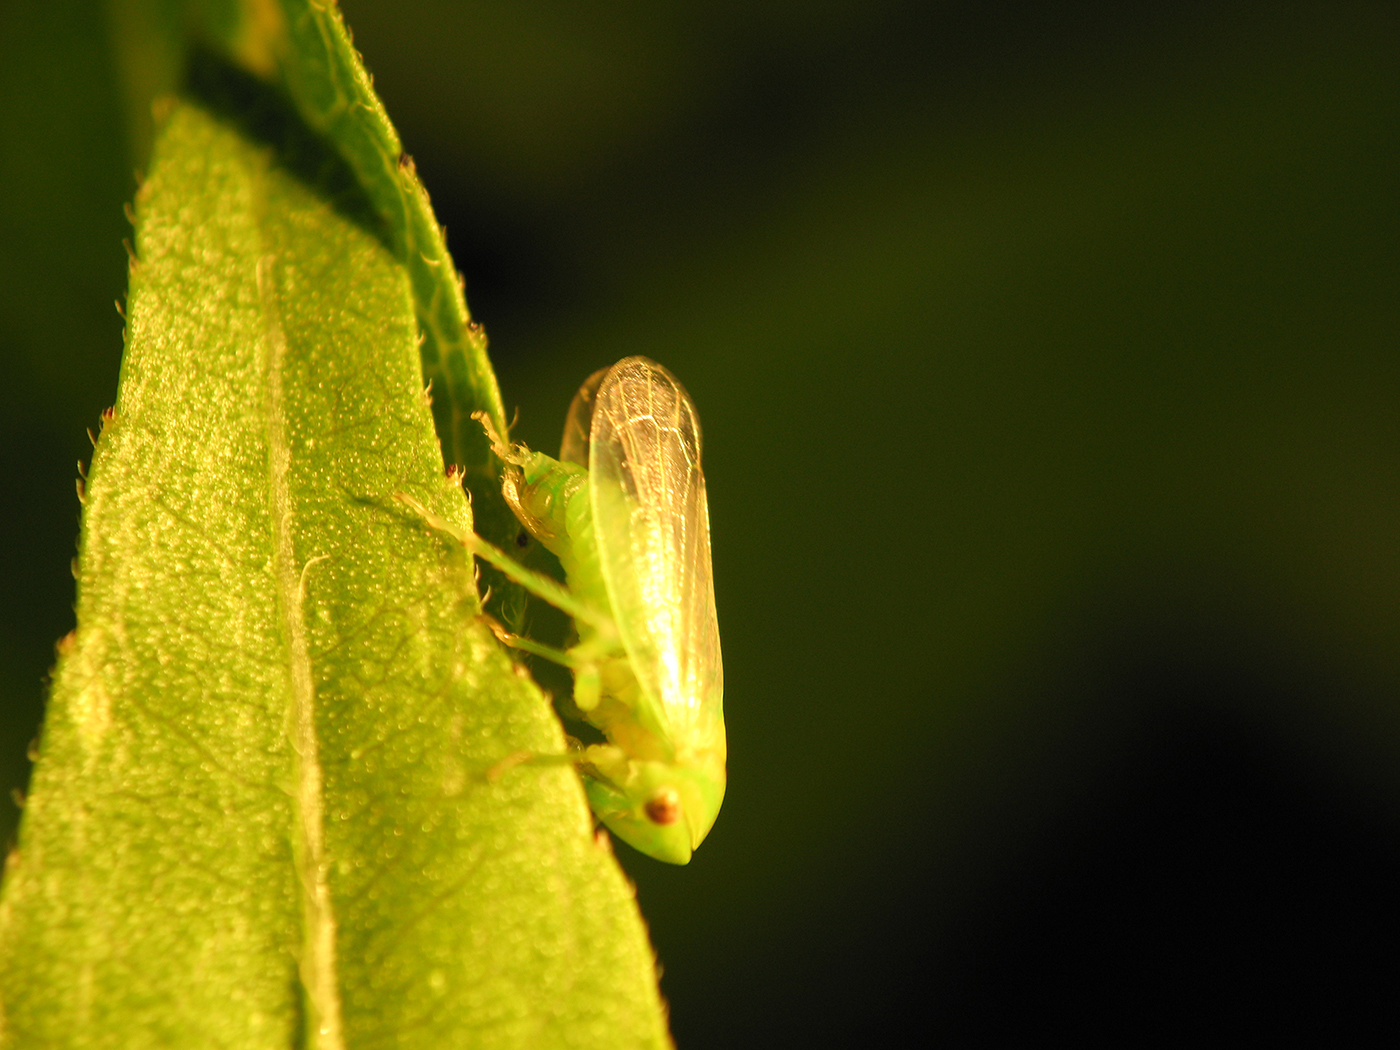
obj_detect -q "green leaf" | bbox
[105,0,527,624]
[270,1,511,514]
[0,80,669,1050]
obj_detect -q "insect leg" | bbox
[486,748,577,781]
[394,491,471,545]
[482,613,609,714]
[573,662,603,713]
[395,492,616,637]
[480,615,581,669]
[462,533,612,635]
[486,741,626,784]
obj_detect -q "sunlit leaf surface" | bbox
[0,96,669,1050]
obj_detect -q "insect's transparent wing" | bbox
[589,358,723,746]
[560,366,609,466]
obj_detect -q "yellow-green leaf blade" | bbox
[272,0,510,521]
[0,96,669,1050]
[107,0,525,618]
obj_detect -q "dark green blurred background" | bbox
[3,0,1398,1041]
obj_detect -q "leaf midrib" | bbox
[257,253,344,1050]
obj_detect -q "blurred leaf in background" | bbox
[2,0,1399,1044]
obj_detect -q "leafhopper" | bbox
[412,357,726,864]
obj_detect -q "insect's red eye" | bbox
[644,790,681,825]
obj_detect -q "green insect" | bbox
[411,357,726,864]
